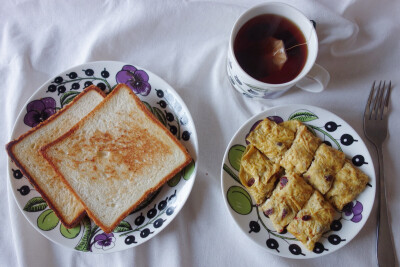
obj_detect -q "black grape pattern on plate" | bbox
[117,190,178,241]
[153,88,191,141]
[47,68,112,95]
[72,188,180,252]
[12,168,34,196]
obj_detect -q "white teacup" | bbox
[227,2,330,99]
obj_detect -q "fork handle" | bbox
[376,145,396,267]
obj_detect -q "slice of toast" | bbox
[6,85,106,227]
[41,84,192,233]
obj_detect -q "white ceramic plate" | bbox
[8,61,198,253]
[221,104,375,258]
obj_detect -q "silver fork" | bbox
[363,81,396,267]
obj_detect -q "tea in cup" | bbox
[227,2,330,99]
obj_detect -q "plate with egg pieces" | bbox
[221,104,375,258]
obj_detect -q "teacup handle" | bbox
[296,63,330,93]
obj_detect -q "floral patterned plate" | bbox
[221,105,375,259]
[8,61,198,253]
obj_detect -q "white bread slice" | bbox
[6,86,106,227]
[41,84,192,233]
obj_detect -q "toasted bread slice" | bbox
[6,86,106,227]
[41,84,192,233]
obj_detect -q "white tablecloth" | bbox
[1,0,399,266]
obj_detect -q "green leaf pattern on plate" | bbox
[167,172,181,187]
[223,163,241,184]
[26,198,82,238]
[288,111,318,122]
[60,91,80,108]
[183,161,195,180]
[227,186,253,215]
[152,107,167,126]
[60,224,81,239]
[308,125,343,151]
[141,101,152,112]
[305,125,317,136]
[37,209,59,231]
[168,160,195,187]
[113,220,133,233]
[75,217,93,252]
[23,197,48,212]
[228,144,246,172]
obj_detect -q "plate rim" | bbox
[7,60,199,253]
[220,103,376,259]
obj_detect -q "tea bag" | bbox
[262,37,287,71]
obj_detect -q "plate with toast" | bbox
[6,61,198,253]
[221,105,375,258]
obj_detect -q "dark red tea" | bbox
[234,14,308,84]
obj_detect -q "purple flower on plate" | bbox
[342,201,363,223]
[24,97,56,127]
[93,232,116,251]
[267,116,284,124]
[116,65,151,96]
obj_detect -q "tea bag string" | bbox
[283,27,313,53]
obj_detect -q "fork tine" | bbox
[384,81,392,107]
[377,81,386,120]
[365,81,375,119]
[383,81,392,118]
[372,81,382,120]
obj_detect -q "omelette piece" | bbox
[246,118,295,163]
[303,143,346,194]
[287,191,336,251]
[261,173,313,232]
[325,160,369,210]
[239,145,281,204]
[280,125,321,174]
[279,120,302,133]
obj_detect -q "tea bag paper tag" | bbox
[263,37,287,71]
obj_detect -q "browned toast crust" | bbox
[6,85,106,228]
[40,84,192,233]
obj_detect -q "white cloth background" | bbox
[1,0,399,266]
